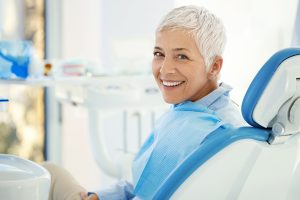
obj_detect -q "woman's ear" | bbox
[209,56,223,80]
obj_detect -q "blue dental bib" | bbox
[132,101,229,199]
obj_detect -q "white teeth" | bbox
[162,81,183,87]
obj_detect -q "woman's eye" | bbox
[178,54,189,60]
[153,52,164,57]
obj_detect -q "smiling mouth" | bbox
[162,80,185,87]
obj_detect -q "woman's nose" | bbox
[159,58,176,74]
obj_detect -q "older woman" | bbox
[44,5,245,200]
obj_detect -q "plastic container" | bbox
[0,41,34,79]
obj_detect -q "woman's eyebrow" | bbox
[153,47,191,52]
[173,48,190,52]
[154,46,163,50]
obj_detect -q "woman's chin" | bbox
[163,96,184,104]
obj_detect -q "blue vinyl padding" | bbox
[242,48,300,128]
[153,126,270,200]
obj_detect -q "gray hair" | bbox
[156,5,226,69]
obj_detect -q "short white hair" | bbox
[156,5,226,69]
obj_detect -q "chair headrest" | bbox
[242,48,300,128]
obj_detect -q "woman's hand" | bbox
[80,192,99,200]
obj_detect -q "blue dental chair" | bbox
[153,48,300,200]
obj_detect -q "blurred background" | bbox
[0,0,299,191]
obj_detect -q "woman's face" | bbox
[152,29,220,104]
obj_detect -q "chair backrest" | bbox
[242,48,300,143]
[152,47,300,200]
[242,48,300,127]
